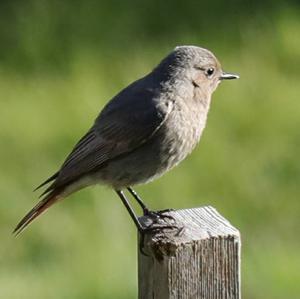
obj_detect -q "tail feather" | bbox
[34,172,59,192]
[13,190,62,235]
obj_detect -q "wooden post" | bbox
[138,206,241,299]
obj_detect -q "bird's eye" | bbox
[206,67,215,77]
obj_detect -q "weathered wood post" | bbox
[138,206,241,299]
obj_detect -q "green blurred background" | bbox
[1,0,299,298]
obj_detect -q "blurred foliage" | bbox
[0,1,300,298]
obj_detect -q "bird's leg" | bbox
[127,187,150,215]
[115,189,177,232]
[116,189,178,255]
[115,190,145,233]
[126,187,175,222]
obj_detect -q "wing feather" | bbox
[45,84,173,192]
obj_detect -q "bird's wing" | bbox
[45,86,173,192]
[16,79,174,235]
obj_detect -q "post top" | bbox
[139,206,240,258]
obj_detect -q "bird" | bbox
[14,45,239,235]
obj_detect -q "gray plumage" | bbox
[14,45,238,234]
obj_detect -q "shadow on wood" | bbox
[138,206,241,299]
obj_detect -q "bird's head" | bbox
[156,45,239,96]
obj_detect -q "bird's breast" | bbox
[156,97,210,171]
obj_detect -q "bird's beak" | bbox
[220,72,239,80]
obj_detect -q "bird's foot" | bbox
[143,208,176,223]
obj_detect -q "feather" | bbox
[33,172,59,191]
[13,189,62,235]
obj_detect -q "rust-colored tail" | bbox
[13,190,62,235]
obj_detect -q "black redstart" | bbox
[14,45,239,234]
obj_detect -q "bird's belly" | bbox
[95,108,206,189]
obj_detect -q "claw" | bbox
[144,209,176,224]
